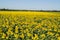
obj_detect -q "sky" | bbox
[0,0,60,10]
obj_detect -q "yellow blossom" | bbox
[27,33,32,37]
[25,29,29,33]
[2,33,6,38]
[32,34,38,40]
[41,34,45,38]
[42,27,47,31]
[20,34,24,39]
[14,33,19,39]
[6,36,9,39]
[58,37,60,40]
[15,26,18,33]
[55,34,59,37]
[7,28,13,35]
[47,32,54,36]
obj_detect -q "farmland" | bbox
[0,11,60,40]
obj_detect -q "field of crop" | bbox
[0,11,60,40]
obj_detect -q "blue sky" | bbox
[0,0,60,10]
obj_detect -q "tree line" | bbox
[0,8,60,12]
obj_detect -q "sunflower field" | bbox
[0,11,60,40]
